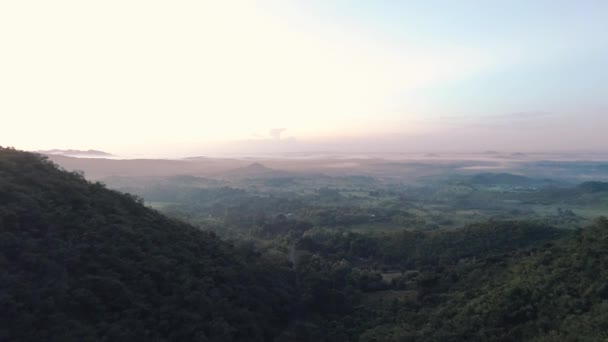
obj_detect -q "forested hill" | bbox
[0,147,296,341]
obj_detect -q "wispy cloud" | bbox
[490,111,553,120]
[269,128,287,140]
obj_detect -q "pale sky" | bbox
[1,0,607,156]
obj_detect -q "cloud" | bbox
[269,128,287,140]
[440,111,551,122]
[435,111,555,129]
[491,111,553,120]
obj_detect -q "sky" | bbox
[1,0,607,157]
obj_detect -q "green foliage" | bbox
[0,148,296,341]
[292,219,608,341]
[299,221,566,269]
[2,147,608,341]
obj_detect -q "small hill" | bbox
[0,147,295,341]
[243,162,270,172]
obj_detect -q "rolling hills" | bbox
[2,147,608,341]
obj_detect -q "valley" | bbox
[2,148,606,340]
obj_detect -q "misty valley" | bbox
[4,0,608,340]
[2,148,608,341]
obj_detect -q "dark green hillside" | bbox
[336,219,608,341]
[0,148,295,341]
[420,218,608,341]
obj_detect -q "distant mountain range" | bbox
[36,149,114,157]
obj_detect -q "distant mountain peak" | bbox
[36,149,114,157]
[245,162,270,171]
[181,155,210,161]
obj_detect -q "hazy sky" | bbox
[1,0,607,156]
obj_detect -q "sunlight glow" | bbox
[1,0,497,155]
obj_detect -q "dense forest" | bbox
[0,148,296,341]
[2,147,608,341]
